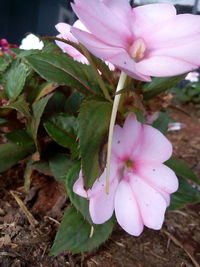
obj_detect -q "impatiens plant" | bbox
[0,1,200,255]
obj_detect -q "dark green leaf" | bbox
[35,82,58,101]
[44,114,78,158]
[169,177,200,210]
[51,206,114,255]
[78,100,112,189]
[0,142,33,173]
[5,62,29,99]
[31,161,52,175]
[30,94,53,142]
[152,112,171,135]
[143,75,185,100]
[25,53,96,95]
[165,157,200,185]
[49,153,73,184]
[4,129,34,146]
[3,95,31,121]
[0,118,7,125]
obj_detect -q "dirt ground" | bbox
[0,104,200,267]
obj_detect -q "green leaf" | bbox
[152,112,171,135]
[31,161,52,175]
[65,161,91,223]
[0,118,7,125]
[25,53,96,95]
[165,157,200,185]
[143,75,185,100]
[169,177,200,210]
[78,100,112,189]
[30,94,53,143]
[49,153,73,184]
[51,206,114,255]
[4,129,34,146]
[44,114,78,158]
[5,62,29,99]
[3,95,32,121]
[0,142,33,173]
[35,82,58,101]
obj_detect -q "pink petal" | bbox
[55,23,77,43]
[133,124,172,164]
[73,19,88,32]
[146,14,200,49]
[129,174,167,230]
[114,180,144,236]
[73,172,88,198]
[136,163,178,194]
[136,56,197,77]
[72,0,131,47]
[148,39,200,66]
[103,0,132,30]
[112,125,124,160]
[122,114,142,158]
[89,175,118,224]
[132,3,176,37]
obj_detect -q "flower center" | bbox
[125,159,133,169]
[129,39,146,62]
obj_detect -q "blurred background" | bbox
[0,0,200,45]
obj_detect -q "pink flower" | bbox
[73,114,178,236]
[55,20,115,70]
[55,20,88,64]
[71,0,200,81]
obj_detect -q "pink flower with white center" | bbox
[73,114,178,236]
[71,0,200,81]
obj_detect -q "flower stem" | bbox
[80,45,112,102]
[106,72,127,193]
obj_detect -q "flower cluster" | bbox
[74,114,178,235]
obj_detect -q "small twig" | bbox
[10,191,39,227]
[162,229,200,267]
[44,216,60,225]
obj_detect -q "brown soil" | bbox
[0,104,200,267]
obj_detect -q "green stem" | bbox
[106,72,127,193]
[80,45,112,102]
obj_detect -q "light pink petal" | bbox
[114,180,143,236]
[133,124,172,163]
[73,172,88,198]
[132,3,176,37]
[122,114,142,158]
[89,176,118,224]
[148,39,200,66]
[136,56,197,77]
[136,163,178,194]
[129,174,167,230]
[112,125,124,160]
[146,14,200,49]
[103,0,132,29]
[72,0,131,47]
[71,27,151,81]
[73,19,88,32]
[87,159,118,198]
[55,23,77,43]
